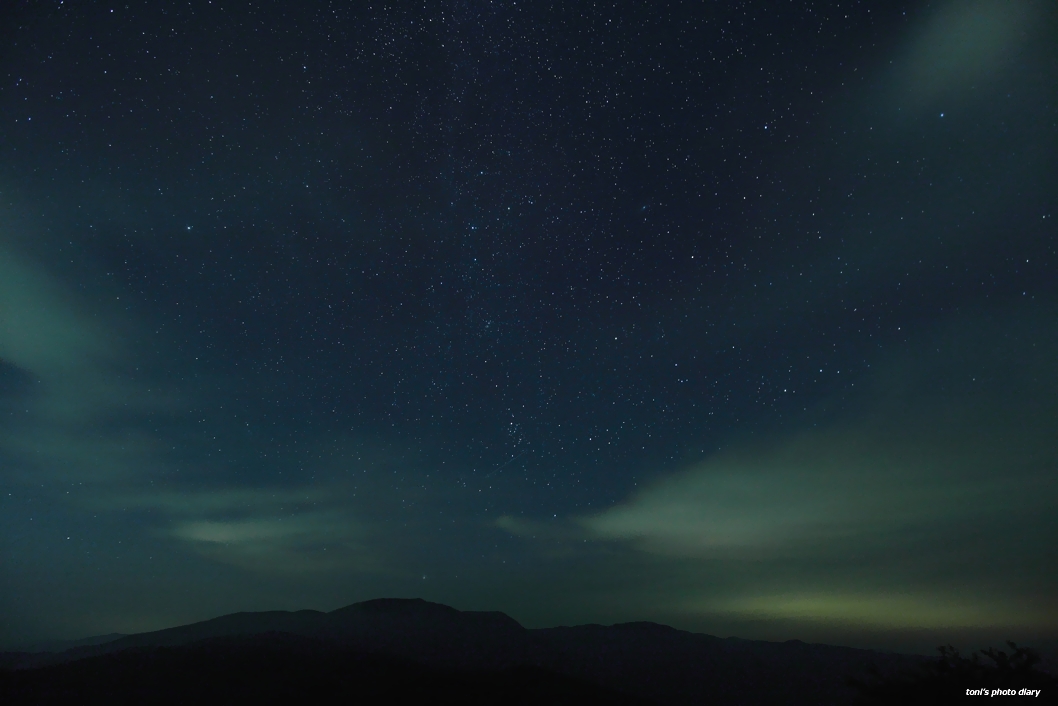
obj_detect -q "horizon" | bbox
[7,595,1057,663]
[2,0,1056,657]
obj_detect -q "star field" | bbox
[0,0,1055,652]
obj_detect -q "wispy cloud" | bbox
[890,0,1041,109]
[577,426,1049,558]
[0,220,183,492]
[168,509,370,573]
[0,244,112,378]
[174,517,328,544]
[0,214,378,577]
[92,481,375,572]
[101,486,334,516]
[580,310,1057,559]
[547,311,1058,632]
[495,514,585,541]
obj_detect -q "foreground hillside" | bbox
[1,633,645,706]
[3,599,1051,705]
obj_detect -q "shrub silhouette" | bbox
[851,641,1057,705]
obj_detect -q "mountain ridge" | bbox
[1,598,933,705]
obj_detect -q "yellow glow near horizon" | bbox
[689,593,1056,631]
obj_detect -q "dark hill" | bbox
[0,598,961,705]
[534,622,924,705]
[0,632,646,706]
[7,598,532,672]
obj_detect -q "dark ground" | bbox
[7,599,1052,705]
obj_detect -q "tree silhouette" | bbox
[851,641,1057,705]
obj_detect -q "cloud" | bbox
[888,0,1044,109]
[581,306,1058,559]
[101,486,334,516]
[577,411,1055,560]
[583,437,974,557]
[92,481,371,572]
[0,208,183,490]
[0,218,179,421]
[565,311,1058,632]
[174,518,318,544]
[495,514,585,541]
[0,245,112,378]
[0,205,377,578]
[169,507,371,573]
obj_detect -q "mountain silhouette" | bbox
[8,599,532,672]
[0,598,988,705]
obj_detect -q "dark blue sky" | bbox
[1,0,1055,652]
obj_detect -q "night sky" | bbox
[1,1,1055,653]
